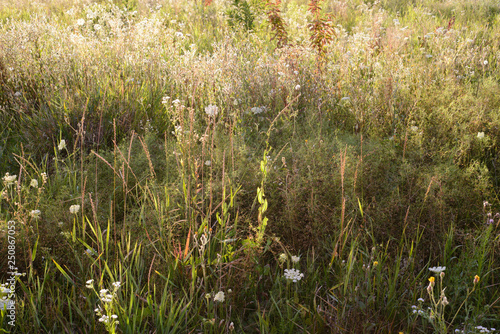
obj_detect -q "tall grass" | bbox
[1,0,500,332]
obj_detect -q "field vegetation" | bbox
[0,0,499,332]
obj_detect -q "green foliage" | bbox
[226,0,255,32]
[1,0,500,332]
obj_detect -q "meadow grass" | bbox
[1,0,499,332]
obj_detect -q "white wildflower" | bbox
[477,132,485,139]
[3,173,17,186]
[30,210,41,219]
[284,268,304,282]
[69,204,80,214]
[30,179,38,188]
[86,279,94,288]
[291,255,300,263]
[205,160,211,166]
[429,266,446,274]
[205,104,218,117]
[76,18,85,26]
[213,291,225,303]
[295,85,301,91]
[58,139,66,151]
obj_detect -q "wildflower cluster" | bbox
[284,268,304,282]
[0,283,13,311]
[2,173,16,186]
[86,279,121,333]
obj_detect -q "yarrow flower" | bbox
[70,204,80,214]
[30,210,41,219]
[278,253,287,263]
[30,179,38,188]
[284,268,304,282]
[3,173,17,186]
[205,104,218,117]
[213,291,225,303]
[86,279,94,288]
[251,106,265,115]
[58,139,66,151]
[76,18,85,26]
[295,84,301,91]
[429,266,446,274]
[291,255,300,263]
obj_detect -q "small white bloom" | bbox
[205,160,211,166]
[94,24,102,31]
[205,104,218,117]
[86,279,94,288]
[161,96,170,104]
[76,18,85,26]
[428,266,446,274]
[112,281,121,289]
[111,314,118,319]
[278,253,287,263]
[172,99,181,105]
[477,132,485,139]
[426,54,433,58]
[340,96,350,102]
[14,91,21,97]
[484,60,488,65]
[175,31,183,38]
[410,126,419,132]
[30,210,41,219]
[293,70,298,75]
[3,173,17,186]
[295,84,301,91]
[291,255,300,263]
[213,291,225,302]
[58,139,66,151]
[30,179,38,188]
[284,268,304,282]
[418,298,424,302]
[70,204,80,214]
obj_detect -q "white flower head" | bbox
[205,104,218,117]
[429,266,446,274]
[30,210,41,219]
[291,255,300,263]
[112,281,121,289]
[76,18,85,26]
[58,139,66,151]
[213,291,225,303]
[295,84,301,91]
[3,173,17,186]
[477,132,485,139]
[284,268,304,282]
[278,253,287,263]
[205,160,211,166]
[86,279,94,288]
[30,179,38,188]
[69,204,80,214]
[161,96,170,104]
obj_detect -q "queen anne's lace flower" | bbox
[284,268,304,282]
[429,266,446,274]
